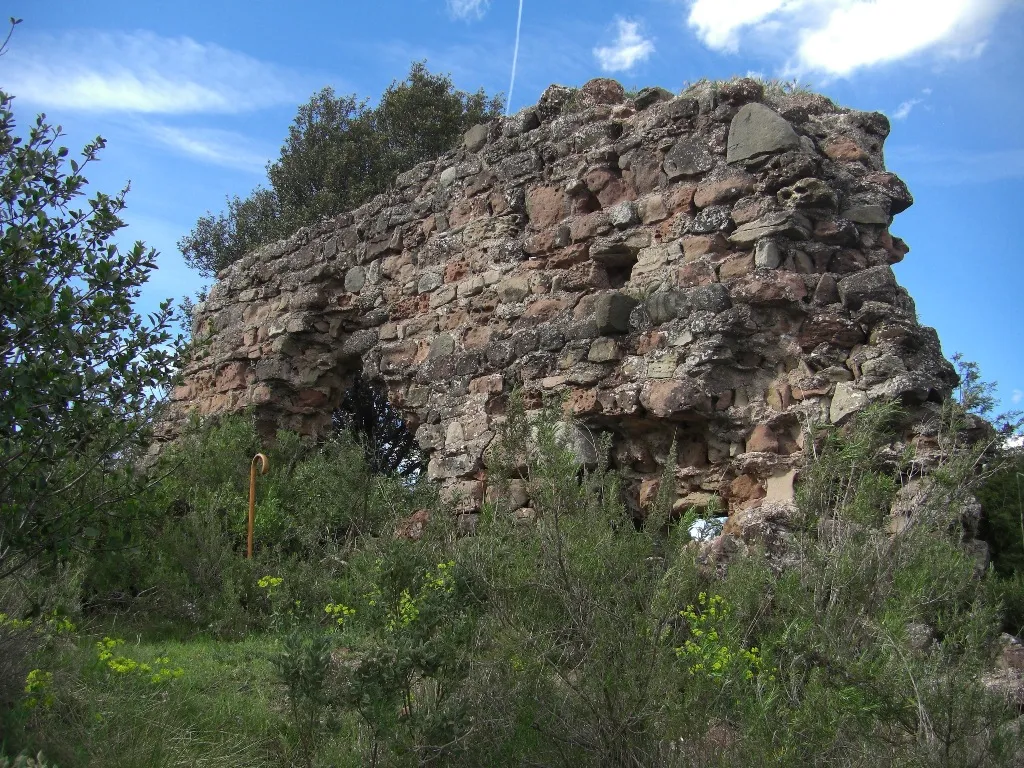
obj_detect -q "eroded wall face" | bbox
[161,77,956,519]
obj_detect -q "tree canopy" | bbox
[179,62,504,278]
[0,87,178,576]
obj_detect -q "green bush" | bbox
[0,620,37,734]
[978,449,1024,576]
[8,399,1024,766]
[704,403,1019,767]
[80,412,438,636]
[455,394,708,766]
[180,63,503,277]
[0,51,177,584]
[449,398,1022,766]
[272,627,334,768]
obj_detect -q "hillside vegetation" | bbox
[3,31,1024,765]
[3,395,1024,767]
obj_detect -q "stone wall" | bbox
[160,76,957,521]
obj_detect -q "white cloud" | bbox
[6,30,305,114]
[593,18,656,72]
[687,0,794,52]
[1013,389,1023,405]
[893,98,923,120]
[447,0,490,20]
[685,0,1012,77]
[797,0,1001,76]
[892,87,933,120]
[141,124,274,174]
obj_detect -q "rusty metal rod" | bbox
[247,453,269,559]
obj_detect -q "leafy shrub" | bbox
[0,621,37,726]
[273,628,333,768]
[180,63,503,277]
[457,393,707,766]
[0,60,177,582]
[702,403,1020,767]
[446,397,1023,766]
[81,412,437,635]
[9,387,1024,766]
[978,452,1024,574]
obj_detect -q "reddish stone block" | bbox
[526,186,568,229]
[824,137,868,163]
[746,424,779,454]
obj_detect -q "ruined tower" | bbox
[159,77,956,524]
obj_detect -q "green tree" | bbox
[369,61,502,185]
[331,373,424,478]
[179,62,504,277]
[266,88,375,233]
[951,352,1024,437]
[948,355,1024,581]
[0,78,178,577]
[977,453,1024,576]
[177,187,283,279]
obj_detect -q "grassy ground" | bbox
[13,627,359,768]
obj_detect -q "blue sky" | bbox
[5,0,1024,414]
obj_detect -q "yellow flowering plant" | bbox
[383,560,455,633]
[0,612,32,631]
[7,610,79,714]
[674,593,768,683]
[257,574,283,594]
[1,609,76,639]
[324,602,356,628]
[23,669,54,710]
[257,574,296,630]
[334,552,476,759]
[95,636,184,685]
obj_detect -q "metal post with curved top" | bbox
[247,453,269,559]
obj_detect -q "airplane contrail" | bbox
[506,0,524,116]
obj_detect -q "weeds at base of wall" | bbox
[2,401,1023,766]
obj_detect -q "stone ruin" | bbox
[158,76,958,527]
